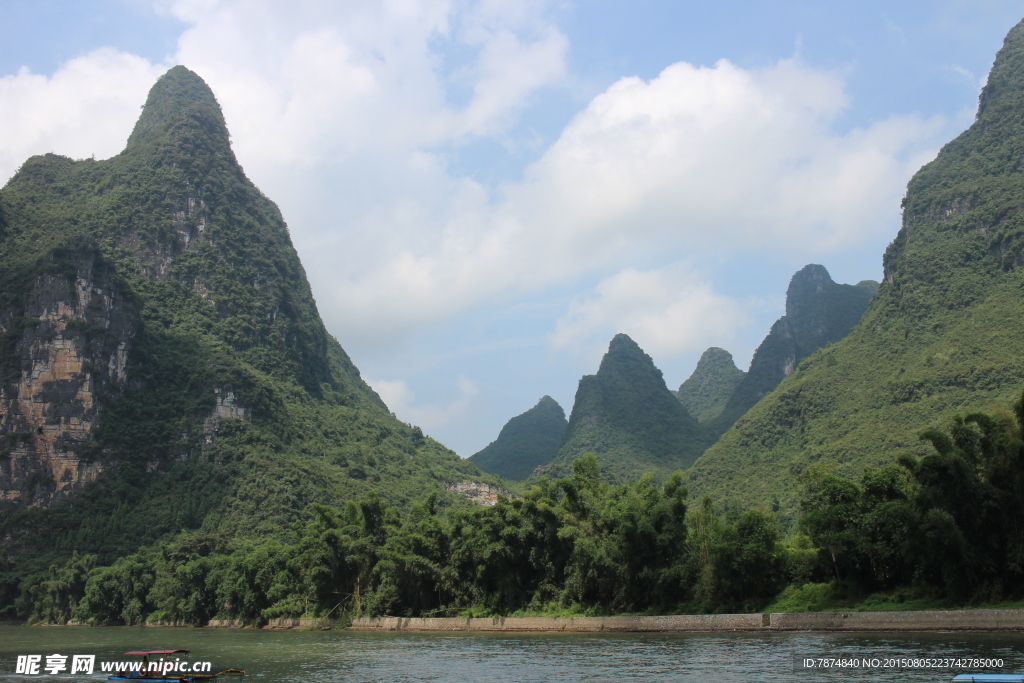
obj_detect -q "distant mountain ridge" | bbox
[475,265,875,486]
[676,347,745,422]
[687,19,1024,514]
[706,265,877,438]
[549,334,706,482]
[469,396,567,481]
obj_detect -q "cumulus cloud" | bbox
[0,2,945,359]
[368,374,479,430]
[510,58,940,256]
[549,265,750,361]
[0,48,166,183]
[165,0,567,161]
[315,57,942,345]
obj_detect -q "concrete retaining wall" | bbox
[29,610,1024,631]
[207,618,327,629]
[769,609,1024,631]
[349,610,1024,633]
[350,614,768,632]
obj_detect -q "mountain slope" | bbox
[707,265,877,437]
[550,334,706,482]
[676,347,745,422]
[687,21,1024,514]
[469,396,567,480]
[0,67,490,612]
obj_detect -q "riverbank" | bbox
[28,609,1024,632]
[347,609,1024,632]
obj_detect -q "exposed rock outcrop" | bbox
[0,243,136,507]
[446,480,509,506]
[0,66,386,511]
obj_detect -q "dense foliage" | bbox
[13,454,801,624]
[17,395,1024,624]
[469,396,567,481]
[799,392,1024,602]
[689,19,1024,514]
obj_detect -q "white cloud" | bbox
[0,49,166,183]
[549,265,750,360]
[305,57,942,346]
[367,374,479,430]
[0,3,946,359]
[508,58,940,257]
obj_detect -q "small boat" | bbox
[107,650,244,682]
[952,676,1024,682]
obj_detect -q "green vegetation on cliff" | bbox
[469,396,567,481]
[688,20,1024,515]
[0,67,492,617]
[676,347,745,423]
[707,265,877,440]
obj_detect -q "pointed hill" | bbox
[469,396,567,481]
[688,19,1024,515]
[0,67,491,606]
[676,347,745,422]
[706,265,877,438]
[548,334,706,482]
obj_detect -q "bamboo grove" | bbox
[15,392,1024,625]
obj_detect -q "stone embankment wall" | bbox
[350,615,766,632]
[769,609,1024,631]
[349,610,1024,633]
[123,609,1024,631]
[206,618,326,629]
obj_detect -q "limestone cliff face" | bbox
[0,243,135,507]
[0,66,377,510]
[445,481,511,506]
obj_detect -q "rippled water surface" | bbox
[3,625,1024,682]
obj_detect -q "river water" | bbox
[3,625,1024,682]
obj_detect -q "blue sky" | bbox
[1,1,1022,456]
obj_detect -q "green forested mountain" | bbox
[706,264,877,440]
[676,347,745,422]
[0,67,490,616]
[549,334,706,482]
[688,19,1024,514]
[469,395,567,481]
